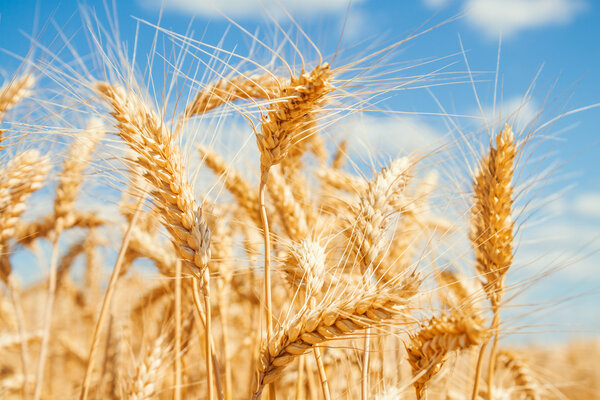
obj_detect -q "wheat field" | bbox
[0,6,598,400]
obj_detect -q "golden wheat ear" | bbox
[470,123,517,400]
[0,149,51,268]
[256,63,333,181]
[95,82,211,276]
[182,73,281,118]
[253,275,419,399]
[407,312,489,400]
[496,350,541,400]
[54,118,104,231]
[0,73,35,120]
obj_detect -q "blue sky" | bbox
[0,0,598,342]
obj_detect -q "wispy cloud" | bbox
[463,0,587,38]
[475,95,540,133]
[142,0,364,19]
[574,192,600,219]
[422,0,452,9]
[329,114,442,161]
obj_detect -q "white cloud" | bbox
[422,0,452,8]
[328,114,442,161]
[479,95,539,133]
[143,0,364,19]
[574,192,600,219]
[463,0,587,38]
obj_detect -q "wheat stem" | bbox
[472,341,488,400]
[295,356,305,400]
[362,330,371,400]
[487,307,501,400]
[32,235,60,400]
[174,259,182,400]
[7,276,30,399]
[79,197,144,400]
[192,278,224,400]
[193,277,216,400]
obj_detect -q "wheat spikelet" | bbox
[407,313,489,399]
[54,118,104,231]
[281,238,327,297]
[253,278,419,398]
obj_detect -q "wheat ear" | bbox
[346,157,412,275]
[182,73,280,118]
[16,211,104,247]
[0,73,35,121]
[496,350,540,400]
[0,150,50,265]
[267,167,309,241]
[54,118,104,229]
[407,313,489,400]
[253,277,419,399]
[470,124,516,400]
[95,82,214,398]
[128,332,171,400]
